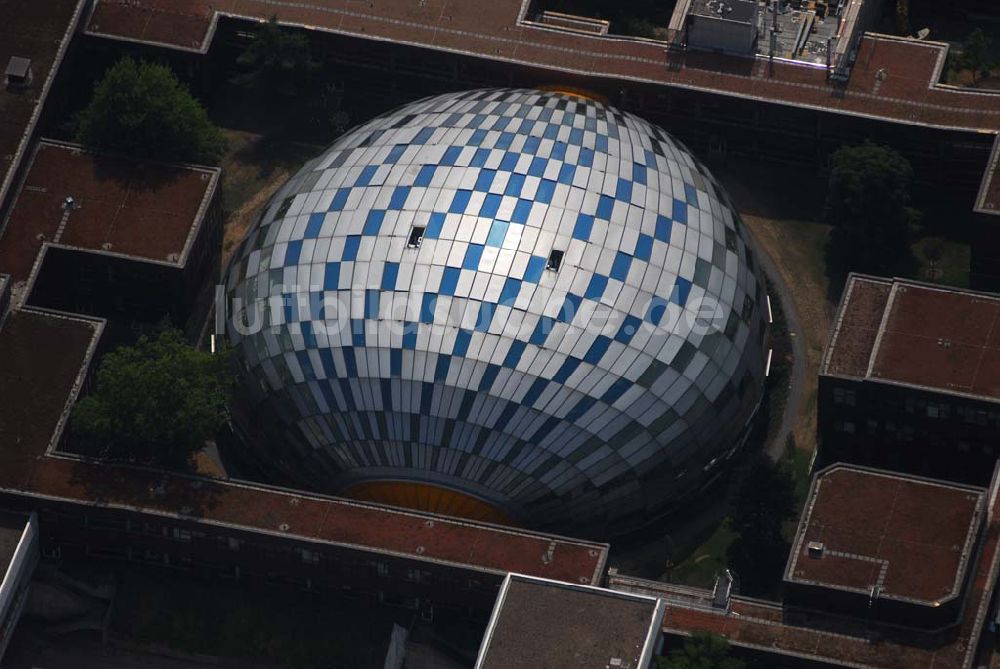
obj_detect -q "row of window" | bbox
[77,515,490,591]
[833,388,1000,428]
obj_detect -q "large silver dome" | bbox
[224,88,767,534]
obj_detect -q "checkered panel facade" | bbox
[225,89,768,534]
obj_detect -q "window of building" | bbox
[833,388,856,406]
[86,516,129,532]
[172,528,192,542]
[408,226,426,248]
[546,249,564,271]
[301,549,320,564]
[835,420,856,434]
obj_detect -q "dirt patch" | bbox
[222,173,289,263]
[712,159,834,453]
[219,129,321,266]
[744,215,833,450]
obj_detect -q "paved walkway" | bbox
[741,223,808,462]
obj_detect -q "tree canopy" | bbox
[231,16,319,98]
[73,330,230,468]
[725,455,797,597]
[823,143,918,283]
[77,58,225,164]
[960,28,994,85]
[656,632,745,669]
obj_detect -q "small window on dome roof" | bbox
[408,226,426,248]
[546,249,564,272]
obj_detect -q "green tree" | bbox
[823,143,918,283]
[73,330,230,468]
[895,0,910,36]
[231,16,319,98]
[961,28,993,86]
[725,456,796,597]
[77,58,224,164]
[656,632,745,669]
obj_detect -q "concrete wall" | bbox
[817,375,1000,486]
[0,495,506,616]
[0,513,39,662]
[688,14,757,55]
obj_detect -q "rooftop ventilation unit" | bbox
[4,56,33,89]
[807,541,825,558]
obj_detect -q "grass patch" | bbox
[220,129,322,262]
[912,236,970,288]
[110,564,403,668]
[669,520,738,589]
[781,443,815,509]
[220,129,321,212]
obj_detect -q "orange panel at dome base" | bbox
[536,85,608,104]
[345,481,515,526]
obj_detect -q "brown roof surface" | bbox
[659,462,1000,669]
[82,0,1000,134]
[0,0,83,213]
[0,141,218,282]
[787,465,984,605]
[82,1,1000,222]
[823,275,891,378]
[0,309,101,472]
[479,574,660,669]
[86,0,215,52]
[977,135,1000,215]
[0,308,607,584]
[823,276,1000,403]
[871,283,1000,401]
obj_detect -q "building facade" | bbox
[819,275,1000,485]
[224,88,769,535]
[0,512,39,662]
[1,141,223,342]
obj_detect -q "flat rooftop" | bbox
[0,511,28,581]
[0,310,607,585]
[81,0,1000,134]
[0,308,102,479]
[0,141,219,283]
[86,0,217,53]
[765,4,841,65]
[0,0,83,212]
[823,276,1000,403]
[655,463,1000,669]
[81,0,1000,219]
[476,573,663,669]
[690,0,755,24]
[786,465,985,605]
